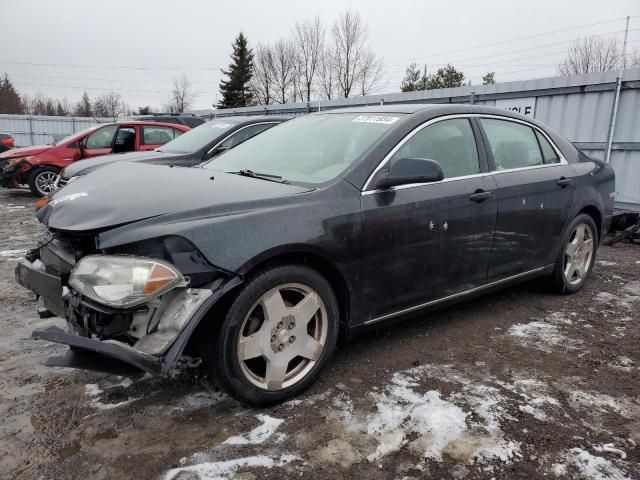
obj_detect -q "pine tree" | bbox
[0,74,24,114]
[45,99,56,116]
[482,72,496,85]
[56,102,66,116]
[425,64,465,89]
[75,91,92,117]
[218,32,254,108]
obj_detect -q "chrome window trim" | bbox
[206,122,279,156]
[362,113,567,195]
[363,265,551,325]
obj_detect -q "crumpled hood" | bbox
[63,150,179,177]
[0,144,51,159]
[37,161,310,232]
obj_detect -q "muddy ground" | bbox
[1,188,639,480]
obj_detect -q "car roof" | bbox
[315,103,534,122]
[105,120,191,130]
[206,116,290,125]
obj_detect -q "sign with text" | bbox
[494,97,536,117]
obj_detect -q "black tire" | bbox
[550,213,598,294]
[202,264,339,406]
[28,166,60,197]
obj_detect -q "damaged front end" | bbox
[16,232,240,376]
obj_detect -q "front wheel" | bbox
[28,166,60,197]
[550,214,598,294]
[202,265,339,406]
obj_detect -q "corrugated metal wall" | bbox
[0,115,114,147]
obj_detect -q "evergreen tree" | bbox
[400,63,420,92]
[425,64,465,89]
[56,102,66,116]
[45,99,56,116]
[75,91,92,117]
[0,73,24,114]
[482,72,496,85]
[218,32,254,108]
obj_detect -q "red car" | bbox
[0,121,190,196]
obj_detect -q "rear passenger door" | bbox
[478,117,576,280]
[140,126,182,151]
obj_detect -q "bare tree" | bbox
[166,74,197,113]
[93,92,129,119]
[317,47,337,100]
[357,50,383,96]
[272,38,297,104]
[331,11,382,98]
[558,36,622,75]
[250,44,276,105]
[294,17,325,102]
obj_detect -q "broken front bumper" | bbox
[17,256,238,376]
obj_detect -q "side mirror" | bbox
[375,158,444,189]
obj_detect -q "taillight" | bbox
[0,138,14,147]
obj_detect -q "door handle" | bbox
[469,190,493,203]
[557,177,573,188]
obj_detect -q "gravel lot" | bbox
[1,188,639,480]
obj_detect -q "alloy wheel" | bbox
[35,171,58,195]
[563,223,594,285]
[236,283,328,391]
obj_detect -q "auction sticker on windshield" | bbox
[352,115,400,124]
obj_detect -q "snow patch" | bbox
[552,448,630,480]
[362,366,520,463]
[0,249,26,259]
[568,391,637,418]
[596,260,617,267]
[163,454,299,480]
[223,414,284,445]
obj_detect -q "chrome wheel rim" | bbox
[236,283,328,391]
[35,171,58,195]
[563,223,594,285]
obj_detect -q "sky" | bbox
[2,0,639,111]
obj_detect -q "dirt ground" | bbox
[1,188,639,480]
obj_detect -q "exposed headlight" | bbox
[69,255,185,308]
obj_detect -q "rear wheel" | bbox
[28,166,60,197]
[202,264,339,406]
[551,214,597,294]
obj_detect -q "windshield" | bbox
[158,119,239,154]
[55,126,99,146]
[204,113,402,184]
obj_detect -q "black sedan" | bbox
[18,104,614,406]
[55,116,287,189]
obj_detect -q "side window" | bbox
[84,124,118,149]
[389,118,480,179]
[218,124,274,149]
[142,126,176,145]
[535,130,560,164]
[481,119,543,170]
[173,128,184,138]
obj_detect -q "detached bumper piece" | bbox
[32,326,162,375]
[15,257,66,317]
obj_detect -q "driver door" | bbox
[81,124,118,158]
[359,117,497,324]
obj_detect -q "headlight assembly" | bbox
[69,255,186,308]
